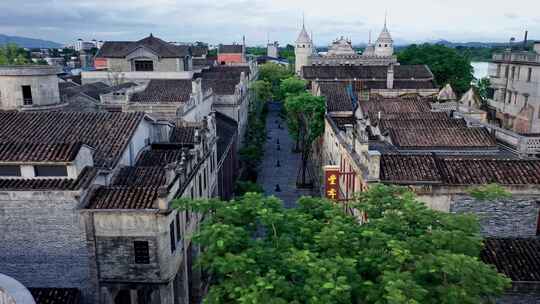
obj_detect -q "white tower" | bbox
[295,17,313,75]
[374,15,394,57]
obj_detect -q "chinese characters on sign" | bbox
[324,166,340,201]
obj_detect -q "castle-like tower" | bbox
[295,19,313,75]
[374,17,394,57]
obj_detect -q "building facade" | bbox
[488,42,540,133]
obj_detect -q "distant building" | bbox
[295,18,397,76]
[93,34,193,72]
[267,41,279,58]
[218,39,245,65]
[74,38,95,52]
[487,41,540,134]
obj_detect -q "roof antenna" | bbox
[369,30,372,44]
[384,10,388,29]
[302,12,306,29]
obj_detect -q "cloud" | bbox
[0,0,539,45]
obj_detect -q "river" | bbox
[472,61,489,80]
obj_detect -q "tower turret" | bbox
[374,16,394,57]
[295,17,313,75]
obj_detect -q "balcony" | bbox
[492,52,540,64]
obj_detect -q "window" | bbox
[517,66,521,80]
[511,66,515,80]
[190,186,194,199]
[528,68,533,82]
[185,209,190,226]
[134,60,154,71]
[22,85,32,105]
[170,222,176,253]
[496,64,501,77]
[34,165,67,177]
[525,94,529,105]
[384,44,388,47]
[134,241,150,264]
[175,212,182,244]
[0,165,21,177]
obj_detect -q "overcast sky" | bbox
[1,0,539,46]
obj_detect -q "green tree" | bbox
[279,77,307,100]
[398,44,474,95]
[259,63,293,99]
[474,77,491,101]
[0,43,31,65]
[175,185,510,304]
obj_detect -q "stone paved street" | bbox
[258,102,313,208]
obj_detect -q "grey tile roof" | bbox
[0,142,83,162]
[219,44,243,54]
[0,112,145,168]
[131,79,192,103]
[0,167,97,191]
[303,65,433,80]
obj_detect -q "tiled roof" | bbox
[170,126,196,144]
[136,149,184,167]
[360,97,432,114]
[60,82,137,101]
[219,44,243,54]
[30,288,81,304]
[203,79,239,95]
[96,35,190,58]
[380,155,540,185]
[88,186,159,209]
[379,118,466,131]
[193,58,214,68]
[0,167,97,190]
[481,238,540,282]
[0,142,83,162]
[216,112,238,160]
[113,166,167,187]
[439,157,540,184]
[302,65,433,80]
[190,46,208,57]
[387,128,497,149]
[380,154,441,183]
[131,79,192,103]
[197,66,250,80]
[368,111,448,123]
[318,82,355,112]
[0,112,144,168]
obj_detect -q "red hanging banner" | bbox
[324,165,340,201]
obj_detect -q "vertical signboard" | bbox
[324,165,340,201]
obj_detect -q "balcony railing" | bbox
[493,52,540,64]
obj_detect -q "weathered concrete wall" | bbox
[450,197,540,237]
[0,74,61,110]
[0,190,94,303]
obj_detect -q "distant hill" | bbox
[0,34,63,49]
[433,39,538,48]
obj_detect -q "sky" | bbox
[1,0,540,46]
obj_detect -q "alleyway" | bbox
[258,102,313,208]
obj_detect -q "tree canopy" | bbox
[398,44,474,95]
[175,185,510,304]
[259,63,294,99]
[284,92,325,144]
[0,43,31,65]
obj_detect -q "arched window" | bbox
[384,44,388,47]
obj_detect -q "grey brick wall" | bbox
[450,197,540,238]
[96,236,161,281]
[0,191,94,303]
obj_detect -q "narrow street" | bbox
[258,101,313,208]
